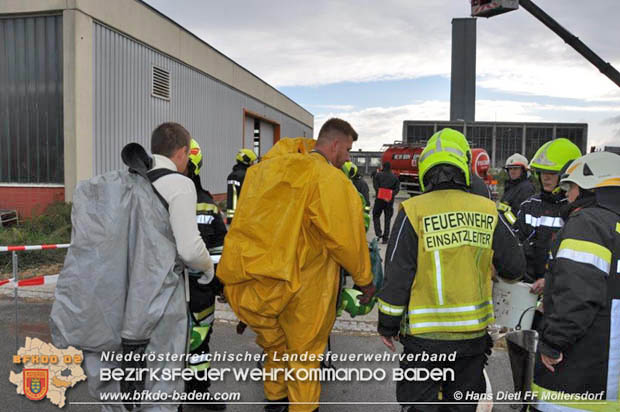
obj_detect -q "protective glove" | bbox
[236,321,247,335]
[356,282,376,305]
[187,267,215,285]
[197,267,215,285]
[120,338,149,411]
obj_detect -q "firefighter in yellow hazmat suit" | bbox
[217,118,375,412]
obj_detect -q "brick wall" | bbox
[0,186,65,220]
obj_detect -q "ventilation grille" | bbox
[152,66,171,100]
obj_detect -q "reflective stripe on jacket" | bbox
[533,200,620,411]
[377,187,525,340]
[515,191,567,279]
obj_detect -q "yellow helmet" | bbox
[236,148,258,165]
[342,161,358,179]
[418,128,470,192]
[439,128,472,165]
[529,138,581,174]
[188,139,203,176]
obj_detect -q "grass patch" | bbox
[0,202,71,274]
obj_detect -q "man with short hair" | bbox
[52,122,214,412]
[218,118,375,412]
[149,122,214,273]
[116,122,214,411]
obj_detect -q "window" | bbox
[556,127,585,153]
[496,126,523,167]
[253,119,260,156]
[407,124,435,143]
[0,15,64,183]
[468,126,493,156]
[525,127,553,160]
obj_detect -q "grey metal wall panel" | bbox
[93,23,311,194]
[259,121,274,154]
[0,14,63,183]
[244,116,254,150]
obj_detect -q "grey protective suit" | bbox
[50,169,188,411]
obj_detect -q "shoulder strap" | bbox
[147,168,182,183]
[120,143,180,212]
[146,169,183,211]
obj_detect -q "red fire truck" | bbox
[380,142,497,198]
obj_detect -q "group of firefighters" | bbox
[51,118,619,412]
[191,121,620,412]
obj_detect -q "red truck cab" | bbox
[381,142,497,198]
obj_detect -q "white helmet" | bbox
[560,152,620,191]
[505,153,529,170]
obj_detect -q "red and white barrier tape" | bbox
[0,274,59,288]
[0,244,70,252]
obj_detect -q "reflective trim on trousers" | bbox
[607,299,620,401]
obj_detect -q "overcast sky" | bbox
[145,0,620,151]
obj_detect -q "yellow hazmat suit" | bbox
[217,137,373,411]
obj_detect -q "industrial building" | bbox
[349,151,383,176]
[402,120,588,168]
[0,0,313,218]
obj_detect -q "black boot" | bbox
[264,397,288,412]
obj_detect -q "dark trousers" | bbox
[397,334,493,412]
[373,199,394,240]
[186,275,218,393]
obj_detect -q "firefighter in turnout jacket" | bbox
[377,128,526,412]
[343,160,370,206]
[343,161,371,230]
[514,138,582,287]
[499,153,536,225]
[186,139,227,410]
[531,151,620,412]
[226,148,257,224]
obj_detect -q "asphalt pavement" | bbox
[0,296,516,412]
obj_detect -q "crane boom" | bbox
[519,0,620,88]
